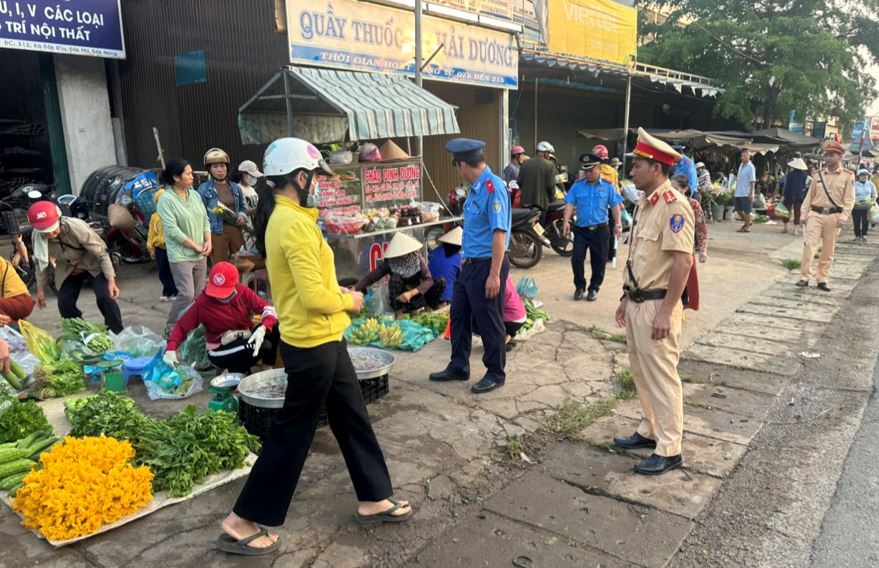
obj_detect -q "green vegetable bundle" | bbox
[60,318,114,356]
[0,432,61,495]
[0,360,27,391]
[0,395,50,444]
[30,360,86,400]
[68,392,260,497]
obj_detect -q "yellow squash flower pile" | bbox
[12,436,153,541]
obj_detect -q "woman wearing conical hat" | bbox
[354,232,444,318]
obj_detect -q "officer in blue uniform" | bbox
[429,139,511,394]
[562,153,623,302]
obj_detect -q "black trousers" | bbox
[57,272,124,333]
[606,216,617,261]
[388,275,446,313]
[233,340,393,527]
[154,247,179,298]
[571,224,609,293]
[207,326,280,374]
[853,207,870,238]
[448,256,509,383]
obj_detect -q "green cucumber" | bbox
[9,360,25,380]
[1,372,21,390]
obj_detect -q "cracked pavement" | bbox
[1,221,876,567]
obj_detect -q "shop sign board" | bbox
[316,158,422,218]
[287,0,518,88]
[0,0,125,59]
[869,116,879,141]
[317,165,362,218]
[546,0,636,66]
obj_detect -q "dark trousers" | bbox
[853,207,870,238]
[233,340,393,526]
[607,217,617,261]
[57,272,123,333]
[154,247,178,298]
[449,256,509,383]
[388,275,446,313]
[571,224,609,293]
[207,326,280,374]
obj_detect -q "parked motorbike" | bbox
[508,182,573,257]
[2,184,56,290]
[508,207,547,269]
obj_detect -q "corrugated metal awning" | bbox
[238,66,460,145]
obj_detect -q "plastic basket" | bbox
[238,374,389,439]
[1,209,30,235]
[134,188,157,220]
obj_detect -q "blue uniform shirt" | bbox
[671,155,699,196]
[462,166,511,259]
[428,247,460,302]
[564,178,623,227]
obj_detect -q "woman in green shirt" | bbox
[156,159,212,331]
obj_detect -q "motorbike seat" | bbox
[511,207,540,224]
[548,200,566,210]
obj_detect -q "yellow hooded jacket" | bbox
[266,195,354,348]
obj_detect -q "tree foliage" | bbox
[637,0,879,130]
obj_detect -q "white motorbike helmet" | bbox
[536,141,555,153]
[263,138,333,177]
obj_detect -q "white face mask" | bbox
[243,173,256,186]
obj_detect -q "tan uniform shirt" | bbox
[801,167,855,222]
[36,217,116,290]
[625,181,695,291]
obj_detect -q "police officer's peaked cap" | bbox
[446,138,486,162]
[627,127,682,166]
[578,153,603,170]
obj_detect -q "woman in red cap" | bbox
[27,201,124,333]
[162,262,278,374]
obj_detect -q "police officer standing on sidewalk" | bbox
[612,128,694,476]
[796,140,854,292]
[562,153,623,301]
[430,139,511,394]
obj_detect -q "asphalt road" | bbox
[811,353,879,567]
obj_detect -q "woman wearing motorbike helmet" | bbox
[217,138,411,556]
[198,148,248,264]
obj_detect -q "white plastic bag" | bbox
[870,205,879,225]
[111,325,165,358]
[142,350,203,400]
[0,326,40,377]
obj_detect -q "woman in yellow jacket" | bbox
[146,189,179,301]
[216,138,411,556]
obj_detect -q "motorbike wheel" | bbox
[547,219,574,257]
[508,229,543,269]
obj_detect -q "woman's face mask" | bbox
[243,173,256,187]
[215,290,238,304]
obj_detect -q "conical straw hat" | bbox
[379,139,410,161]
[438,226,462,246]
[787,157,808,171]
[384,232,423,258]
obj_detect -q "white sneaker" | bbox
[160,296,169,302]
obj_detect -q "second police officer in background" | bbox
[562,153,623,302]
[430,139,511,394]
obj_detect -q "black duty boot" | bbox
[612,432,657,449]
[634,454,683,475]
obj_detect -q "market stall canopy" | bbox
[238,66,460,145]
[640,129,780,154]
[749,128,820,148]
[577,128,629,142]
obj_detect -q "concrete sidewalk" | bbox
[0,219,872,567]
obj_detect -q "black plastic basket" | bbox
[238,374,390,439]
[1,209,30,235]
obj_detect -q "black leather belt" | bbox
[624,289,667,303]
[811,206,843,214]
[574,223,605,231]
[462,257,492,265]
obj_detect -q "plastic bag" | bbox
[178,324,212,370]
[871,205,879,225]
[112,326,164,358]
[0,326,39,378]
[365,279,393,317]
[18,319,60,362]
[620,208,633,230]
[774,202,790,219]
[142,349,203,400]
[516,277,538,300]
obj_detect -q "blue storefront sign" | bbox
[0,0,125,59]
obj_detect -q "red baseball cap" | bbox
[27,201,61,233]
[206,262,239,298]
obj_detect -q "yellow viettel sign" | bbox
[548,0,637,66]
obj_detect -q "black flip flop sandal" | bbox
[215,528,281,556]
[353,499,413,525]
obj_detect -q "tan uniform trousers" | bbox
[800,212,841,283]
[626,299,684,457]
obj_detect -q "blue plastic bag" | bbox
[516,277,538,300]
[142,349,203,400]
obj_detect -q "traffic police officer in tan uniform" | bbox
[796,140,855,292]
[612,128,695,476]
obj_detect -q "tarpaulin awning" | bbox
[238,66,460,145]
[650,130,779,154]
[749,128,820,148]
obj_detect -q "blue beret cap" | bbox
[446,138,486,161]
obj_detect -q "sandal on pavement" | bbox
[215,528,280,556]
[354,499,413,525]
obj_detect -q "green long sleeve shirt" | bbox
[156,188,210,263]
